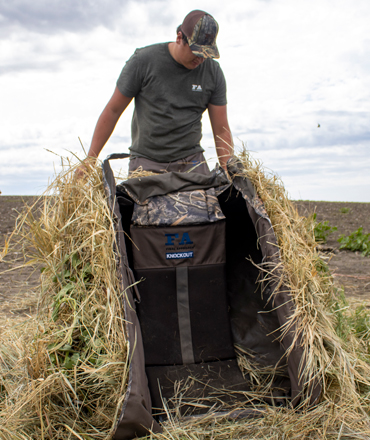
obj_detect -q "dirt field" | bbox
[1,196,370,328]
[295,200,370,301]
[0,196,40,327]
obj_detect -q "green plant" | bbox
[312,213,337,243]
[340,207,351,214]
[331,288,370,359]
[338,227,370,256]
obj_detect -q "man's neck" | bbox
[168,42,179,63]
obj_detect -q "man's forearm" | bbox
[88,107,121,158]
[214,128,234,170]
[208,104,234,170]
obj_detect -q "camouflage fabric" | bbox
[249,193,269,219]
[186,13,220,59]
[237,187,269,220]
[132,187,225,226]
[226,156,269,220]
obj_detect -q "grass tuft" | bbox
[0,159,128,439]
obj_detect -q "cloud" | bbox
[1,0,369,202]
[0,0,177,75]
[0,0,124,35]
[253,145,370,202]
[0,0,175,39]
[342,44,370,76]
[0,29,85,75]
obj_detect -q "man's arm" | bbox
[87,87,133,159]
[208,104,234,170]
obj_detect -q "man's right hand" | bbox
[74,156,97,179]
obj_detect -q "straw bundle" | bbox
[0,162,128,439]
[236,150,370,391]
[1,152,370,439]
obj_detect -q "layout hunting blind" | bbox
[102,154,321,439]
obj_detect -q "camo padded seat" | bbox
[131,187,225,227]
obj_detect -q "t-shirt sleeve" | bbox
[209,63,227,106]
[116,49,144,98]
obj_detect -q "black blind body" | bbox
[131,222,235,366]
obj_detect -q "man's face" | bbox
[177,35,205,70]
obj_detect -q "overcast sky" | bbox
[1,0,369,201]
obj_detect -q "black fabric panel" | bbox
[136,265,235,366]
[146,359,251,417]
[226,168,309,405]
[188,264,235,362]
[246,204,319,405]
[135,268,183,366]
[218,185,286,369]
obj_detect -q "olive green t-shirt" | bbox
[116,43,227,162]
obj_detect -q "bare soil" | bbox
[1,196,370,328]
[0,196,40,327]
[295,201,370,301]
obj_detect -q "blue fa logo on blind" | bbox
[165,232,193,246]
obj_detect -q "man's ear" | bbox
[176,32,183,44]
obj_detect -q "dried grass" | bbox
[1,151,370,439]
[0,160,128,439]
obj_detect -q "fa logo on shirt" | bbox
[192,84,203,92]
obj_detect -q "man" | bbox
[85,10,233,174]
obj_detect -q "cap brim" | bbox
[190,43,220,59]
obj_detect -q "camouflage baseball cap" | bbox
[180,10,220,59]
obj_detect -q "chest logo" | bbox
[192,84,203,92]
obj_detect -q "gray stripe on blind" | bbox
[176,267,195,364]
